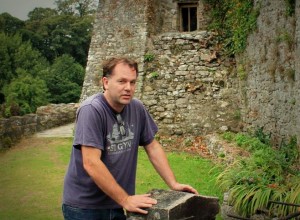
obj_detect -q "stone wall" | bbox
[80,0,149,101]
[0,103,77,149]
[237,0,300,145]
[142,32,240,135]
[147,0,209,34]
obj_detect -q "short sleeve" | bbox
[73,104,105,150]
[138,104,158,146]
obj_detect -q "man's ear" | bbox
[102,77,108,90]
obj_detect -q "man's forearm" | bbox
[144,141,199,194]
[145,141,177,189]
[82,146,159,213]
[82,147,129,207]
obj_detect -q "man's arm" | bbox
[81,146,157,214]
[144,140,198,194]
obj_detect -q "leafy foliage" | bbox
[27,7,58,21]
[285,0,296,16]
[0,1,96,117]
[219,131,300,217]
[40,54,84,104]
[144,53,155,62]
[0,33,49,91]
[0,32,51,117]
[14,41,50,77]
[55,0,97,17]
[254,127,271,145]
[204,0,259,56]
[0,33,22,90]
[24,13,93,66]
[0,12,25,34]
[3,73,49,116]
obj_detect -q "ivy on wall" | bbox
[285,0,296,16]
[204,0,259,56]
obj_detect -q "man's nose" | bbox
[124,82,131,90]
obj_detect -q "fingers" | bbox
[172,183,199,195]
[183,185,199,194]
[135,208,148,215]
[186,186,199,194]
[137,194,158,205]
[124,194,157,214]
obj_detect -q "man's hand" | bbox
[171,182,199,195]
[144,140,199,196]
[122,194,157,214]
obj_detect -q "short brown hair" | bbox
[102,57,138,78]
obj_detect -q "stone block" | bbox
[127,189,219,220]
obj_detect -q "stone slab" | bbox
[127,189,220,220]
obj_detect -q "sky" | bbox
[0,0,56,20]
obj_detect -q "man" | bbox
[62,57,198,220]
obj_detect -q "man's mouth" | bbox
[121,94,131,99]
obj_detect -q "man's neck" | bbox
[103,93,124,113]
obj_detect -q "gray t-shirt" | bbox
[63,93,158,209]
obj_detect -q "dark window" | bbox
[180,5,197,32]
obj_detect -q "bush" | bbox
[3,73,49,116]
[40,54,84,104]
[218,131,300,217]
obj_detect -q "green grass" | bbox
[0,137,223,220]
[137,150,222,198]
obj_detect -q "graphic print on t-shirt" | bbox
[106,122,134,155]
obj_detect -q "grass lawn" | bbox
[0,137,223,220]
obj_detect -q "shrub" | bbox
[3,73,49,116]
[218,131,300,217]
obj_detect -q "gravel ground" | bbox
[35,123,75,138]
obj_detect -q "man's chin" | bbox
[120,98,132,105]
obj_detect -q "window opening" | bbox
[180,5,197,32]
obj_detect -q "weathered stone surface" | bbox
[127,189,219,220]
[0,103,77,149]
[237,0,300,145]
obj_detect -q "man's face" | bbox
[102,62,137,112]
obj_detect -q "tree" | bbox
[0,32,51,117]
[0,13,25,34]
[55,0,98,17]
[25,12,93,65]
[0,33,22,91]
[0,2,95,113]
[3,72,49,116]
[27,7,58,21]
[41,54,84,103]
[14,41,49,77]
[0,33,49,92]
